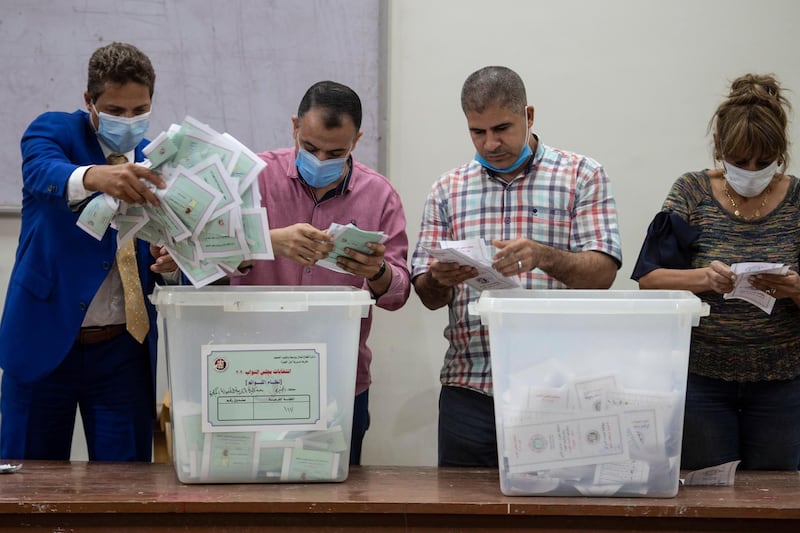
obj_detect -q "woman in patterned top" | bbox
[632,73,800,471]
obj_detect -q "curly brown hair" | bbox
[86,42,155,103]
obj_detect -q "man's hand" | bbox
[428,259,478,288]
[271,223,333,265]
[84,162,166,206]
[149,244,178,273]
[336,242,386,280]
[492,237,617,289]
[413,259,477,311]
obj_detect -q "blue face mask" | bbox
[94,106,151,154]
[295,147,349,188]
[474,107,532,173]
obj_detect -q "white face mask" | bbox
[723,160,779,197]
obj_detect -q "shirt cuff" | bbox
[226,264,254,278]
[68,165,93,204]
[160,267,183,285]
[368,262,403,303]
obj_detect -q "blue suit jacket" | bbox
[0,110,161,391]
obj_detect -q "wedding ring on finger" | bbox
[766,288,776,295]
[517,259,523,272]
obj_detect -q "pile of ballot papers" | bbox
[316,222,386,274]
[76,116,273,287]
[172,398,350,482]
[497,371,684,496]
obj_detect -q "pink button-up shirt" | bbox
[233,147,410,394]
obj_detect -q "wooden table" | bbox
[1,461,799,531]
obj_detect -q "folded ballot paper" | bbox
[76,116,273,287]
[723,262,788,314]
[424,238,521,291]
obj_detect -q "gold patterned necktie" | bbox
[107,153,150,343]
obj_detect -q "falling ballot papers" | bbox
[76,116,273,287]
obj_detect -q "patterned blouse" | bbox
[661,171,800,381]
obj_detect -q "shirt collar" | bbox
[98,141,135,163]
[319,156,354,201]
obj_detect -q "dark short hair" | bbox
[297,81,362,130]
[461,66,527,114]
[86,42,155,102]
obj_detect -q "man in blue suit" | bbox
[0,42,178,461]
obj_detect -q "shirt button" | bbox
[79,302,87,311]
[305,268,312,274]
[102,261,111,270]
[504,217,511,224]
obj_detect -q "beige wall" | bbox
[2,0,799,465]
[365,0,800,466]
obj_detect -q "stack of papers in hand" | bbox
[76,116,273,287]
[723,262,788,314]
[316,223,387,274]
[424,238,521,291]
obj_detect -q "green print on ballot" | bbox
[201,344,327,432]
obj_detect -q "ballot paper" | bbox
[498,372,684,495]
[573,375,619,412]
[724,262,789,314]
[300,425,348,453]
[504,413,629,473]
[593,459,650,485]
[317,223,387,274]
[201,432,255,480]
[77,193,119,240]
[424,238,521,291]
[75,116,272,287]
[171,395,351,482]
[0,463,22,474]
[682,460,741,486]
[281,447,341,481]
[142,131,178,169]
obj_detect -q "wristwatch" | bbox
[367,260,387,282]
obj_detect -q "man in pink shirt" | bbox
[232,81,410,465]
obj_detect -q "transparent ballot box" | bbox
[471,290,709,497]
[152,286,372,483]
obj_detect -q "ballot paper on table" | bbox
[723,262,788,314]
[316,223,387,274]
[76,116,272,288]
[424,238,521,291]
[682,460,741,486]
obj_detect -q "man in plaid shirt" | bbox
[411,66,623,467]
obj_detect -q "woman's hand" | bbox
[706,260,735,294]
[751,269,800,300]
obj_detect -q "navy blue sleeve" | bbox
[631,211,701,281]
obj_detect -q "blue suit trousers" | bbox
[1,332,153,461]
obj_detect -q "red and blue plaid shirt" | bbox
[411,139,622,395]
